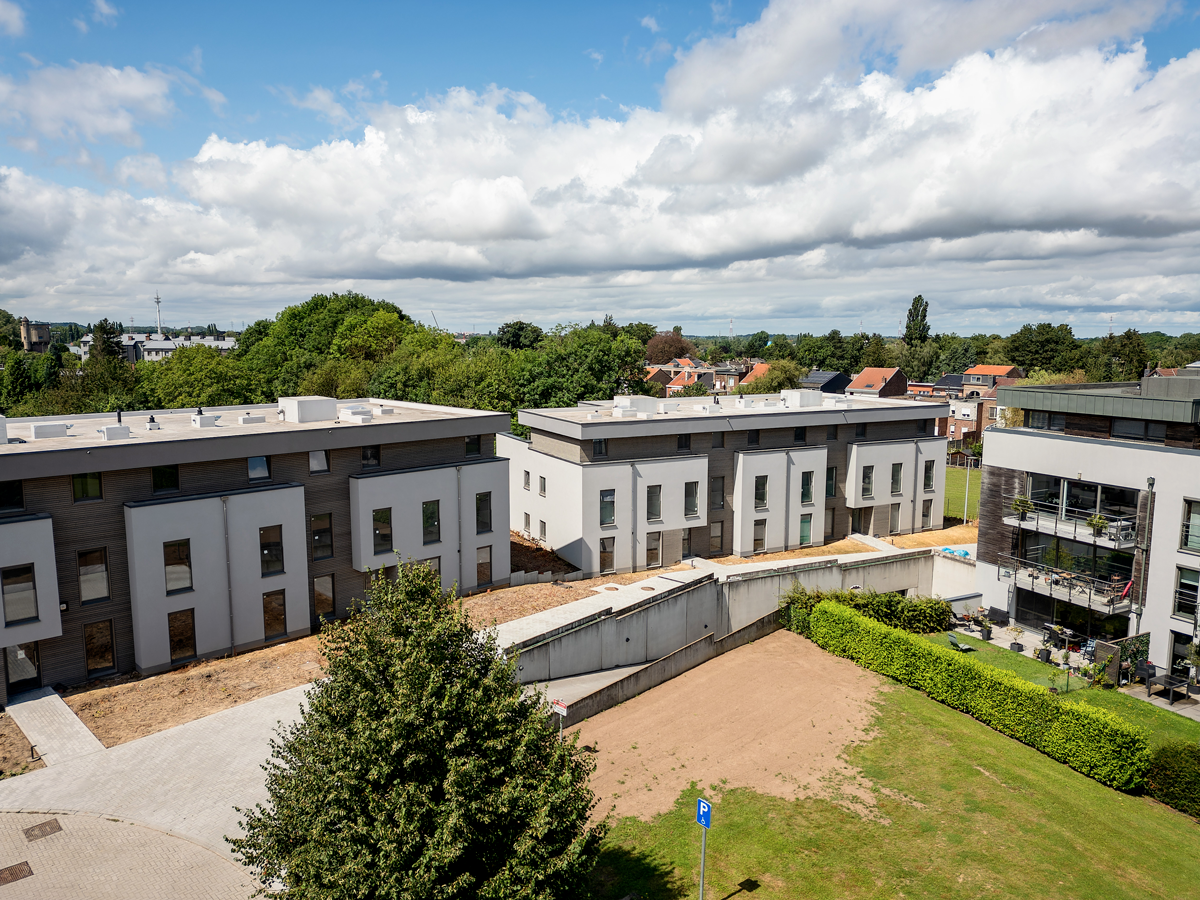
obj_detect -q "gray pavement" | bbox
[0,812,256,899]
[6,687,104,766]
[528,663,650,706]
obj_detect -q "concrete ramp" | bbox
[6,686,104,766]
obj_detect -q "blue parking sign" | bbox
[696,797,711,829]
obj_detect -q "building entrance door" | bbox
[5,642,40,696]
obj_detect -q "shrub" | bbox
[1146,741,1200,819]
[781,585,951,635]
[805,601,1150,791]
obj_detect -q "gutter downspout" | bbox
[630,463,638,571]
[1135,477,1155,635]
[912,439,920,534]
[456,466,464,594]
[221,496,236,657]
[783,452,791,551]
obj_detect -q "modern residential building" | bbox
[800,370,852,394]
[0,397,509,704]
[500,390,948,577]
[77,332,237,362]
[974,373,1200,675]
[846,367,908,398]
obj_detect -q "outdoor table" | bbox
[1148,673,1190,705]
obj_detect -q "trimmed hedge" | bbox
[1146,741,1200,819]
[781,585,951,635]
[804,601,1151,791]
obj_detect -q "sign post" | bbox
[550,698,568,739]
[696,797,711,899]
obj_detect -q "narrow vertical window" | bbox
[600,489,616,526]
[599,537,616,573]
[826,467,837,499]
[311,513,333,560]
[712,432,724,449]
[891,463,903,495]
[862,466,874,499]
[523,470,530,490]
[747,429,760,446]
[794,426,807,443]
[753,519,766,553]
[709,521,723,555]
[801,471,813,504]
[263,589,287,641]
[754,475,768,509]
[260,525,284,576]
[921,499,932,529]
[710,476,725,510]
[539,520,547,540]
[889,503,901,534]
[593,439,608,458]
[78,548,109,602]
[477,546,492,585]
[372,508,392,554]
[422,500,441,544]
[1,565,37,624]
[646,532,662,568]
[826,424,837,441]
[539,475,546,496]
[163,540,192,593]
[800,514,812,546]
[682,528,692,558]
[924,459,935,491]
[684,481,699,517]
[476,491,492,534]
[313,574,334,620]
[523,512,531,533]
[84,620,115,676]
[168,608,196,662]
[646,485,662,520]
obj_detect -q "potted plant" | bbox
[1188,644,1200,695]
[1009,624,1025,653]
[978,617,993,642]
[1086,513,1109,537]
[1037,640,1052,664]
[1011,495,1034,521]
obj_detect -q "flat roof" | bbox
[997,380,1200,424]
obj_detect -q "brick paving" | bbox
[6,688,104,766]
[0,812,256,899]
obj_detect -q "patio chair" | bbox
[987,607,1010,627]
[1082,638,1096,662]
[1134,661,1157,685]
[947,633,976,653]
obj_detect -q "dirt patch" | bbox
[885,524,978,549]
[509,532,579,576]
[0,711,44,779]
[465,565,691,628]
[574,629,887,822]
[62,636,325,748]
[709,537,875,567]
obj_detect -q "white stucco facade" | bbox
[844,437,946,534]
[0,514,63,646]
[732,446,827,556]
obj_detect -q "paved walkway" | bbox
[0,812,255,899]
[6,687,104,766]
[0,683,308,860]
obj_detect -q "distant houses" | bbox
[74,332,238,362]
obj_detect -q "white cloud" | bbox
[92,0,119,26]
[586,48,604,66]
[0,0,24,37]
[641,15,661,33]
[3,0,1200,333]
[73,18,88,34]
[638,38,673,64]
[183,46,203,76]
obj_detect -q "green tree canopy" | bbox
[904,295,930,344]
[738,359,805,394]
[1004,323,1078,372]
[230,565,605,898]
[496,320,545,350]
[645,330,697,364]
[89,318,124,361]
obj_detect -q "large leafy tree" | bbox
[1004,322,1078,372]
[230,565,605,899]
[903,295,930,345]
[138,345,254,409]
[496,320,545,350]
[645,330,697,364]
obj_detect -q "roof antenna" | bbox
[431,310,440,329]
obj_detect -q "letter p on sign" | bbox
[696,798,711,829]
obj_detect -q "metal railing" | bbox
[1174,588,1198,619]
[1180,524,1200,554]
[1003,494,1137,545]
[997,552,1134,614]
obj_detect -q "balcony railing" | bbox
[1174,588,1198,619]
[997,552,1134,615]
[1002,494,1137,548]
[1180,524,1200,554]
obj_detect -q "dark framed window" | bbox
[423,500,441,544]
[476,491,492,534]
[0,479,22,512]
[754,475,768,509]
[260,525,284,576]
[826,424,837,441]
[709,520,723,555]
[308,450,330,474]
[311,513,333,560]
[477,545,492,585]
[1028,411,1066,431]
[922,499,933,529]
[539,520,546,540]
[263,589,287,641]
[685,481,699,517]
[826,467,836,498]
[794,426,807,443]
[918,419,928,435]
[890,503,901,534]
[168,608,196,662]
[1112,418,1167,443]
[78,548,110,602]
[151,465,179,494]
[862,466,874,499]
[84,620,115,676]
[1175,568,1199,617]
[163,540,193,594]
[248,456,271,482]
[800,514,812,546]
[682,528,692,558]
[72,472,102,503]
[855,422,867,439]
[373,508,392,554]
[712,432,724,449]
[539,475,546,496]
[891,463,903,495]
[677,434,691,452]
[801,471,813,504]
[466,435,482,457]
[747,430,760,446]
[647,484,662,520]
[1,564,37,625]
[646,532,662,568]
[593,439,608,458]
[361,445,381,468]
[523,512,530,532]
[753,519,766,553]
[710,476,725,510]
[313,574,334,620]
[600,489,616,526]
[924,460,935,491]
[599,537,615,573]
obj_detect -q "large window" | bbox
[477,546,492,585]
[677,434,691,452]
[308,450,330,474]
[826,467,836,499]
[78,548,109,602]
[372,508,392,554]
[1112,418,1166,443]
[0,479,22,512]
[1183,499,1200,552]
[599,537,615,573]
[168,608,196,663]
[1,564,37,624]
[72,472,102,503]
[712,432,724,449]
[647,484,662,520]
[1028,411,1066,431]
[646,532,662,568]
[422,500,441,544]
[84,620,115,676]
[754,475,768,509]
[684,481,699,517]
[891,463,903,495]
[801,471,813,504]
[466,435,482,457]
[476,491,492,534]
[799,514,812,546]
[247,456,271,482]
[311,513,333,560]
[260,524,284,576]
[151,465,179,494]
[593,439,608,458]
[710,476,725,510]
[362,445,381,468]
[890,503,901,534]
[924,460,935,491]
[709,520,723,555]
[753,519,766,553]
[1176,568,1199,618]
[313,574,334,620]
[600,489,616,526]
[862,466,874,499]
[263,590,287,641]
[163,540,192,594]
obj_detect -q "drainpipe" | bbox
[1134,476,1155,635]
[221,496,236,657]
[783,453,791,551]
[456,466,463,594]
[912,439,920,533]
[630,463,638,571]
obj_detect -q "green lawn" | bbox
[595,684,1200,900]
[943,466,980,521]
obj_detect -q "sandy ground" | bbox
[574,629,891,823]
[880,524,978,549]
[709,537,875,566]
[464,565,691,628]
[0,711,44,779]
[509,532,580,576]
[62,636,325,748]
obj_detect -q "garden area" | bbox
[943,465,980,522]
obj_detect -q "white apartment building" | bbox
[500,391,948,577]
[975,374,1200,676]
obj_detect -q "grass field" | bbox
[596,682,1200,899]
[943,466,980,522]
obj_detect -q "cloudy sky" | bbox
[1,0,1199,335]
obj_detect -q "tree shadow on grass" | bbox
[591,844,686,900]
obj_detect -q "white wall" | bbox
[124,486,310,673]
[0,515,62,647]
[845,438,945,533]
[731,447,827,556]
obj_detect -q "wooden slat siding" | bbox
[383,435,494,471]
[1165,422,1199,449]
[977,464,1024,566]
[1064,414,1111,440]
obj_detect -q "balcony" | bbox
[997,552,1134,616]
[1002,494,1137,550]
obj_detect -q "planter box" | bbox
[980,627,993,642]
[1189,683,1200,696]
[1037,649,1051,664]
[1010,642,1024,653]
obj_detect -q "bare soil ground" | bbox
[0,711,44,779]
[709,537,874,567]
[509,532,579,575]
[884,523,978,549]
[62,635,326,748]
[574,629,890,822]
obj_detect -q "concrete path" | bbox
[0,812,255,899]
[6,687,104,766]
[529,664,650,706]
[0,683,308,859]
